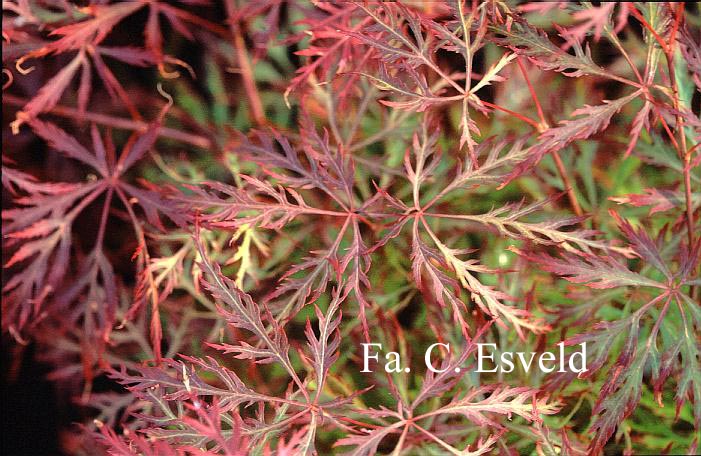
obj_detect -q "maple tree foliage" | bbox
[2,1,700,455]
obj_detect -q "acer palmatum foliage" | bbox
[2,1,700,454]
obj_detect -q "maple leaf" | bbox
[22,2,145,59]
[419,219,549,339]
[427,197,619,254]
[185,176,337,231]
[521,211,700,453]
[490,16,610,79]
[5,2,699,454]
[3,114,180,363]
[344,2,431,69]
[505,90,641,181]
[10,0,213,131]
[304,288,344,400]
[337,339,558,455]
[563,3,630,45]
[196,231,292,367]
[238,120,354,202]
[422,386,559,424]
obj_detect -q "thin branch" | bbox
[4,95,212,149]
[226,0,266,127]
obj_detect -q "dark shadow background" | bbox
[2,339,63,455]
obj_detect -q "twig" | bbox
[4,95,212,149]
[516,57,583,217]
[551,151,583,217]
[225,0,266,127]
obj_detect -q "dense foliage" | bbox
[3,1,700,454]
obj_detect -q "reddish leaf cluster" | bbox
[3,1,699,455]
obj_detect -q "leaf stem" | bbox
[4,95,212,149]
[515,57,582,217]
[225,0,266,127]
